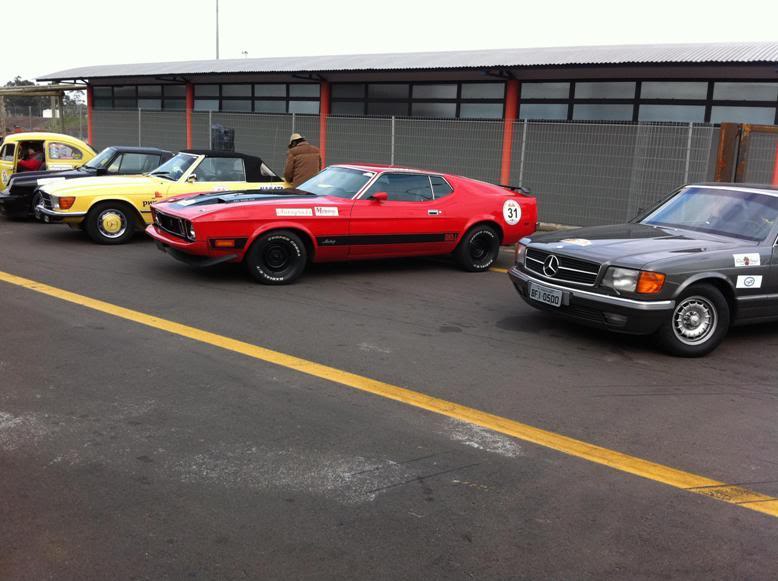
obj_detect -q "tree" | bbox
[3,77,48,116]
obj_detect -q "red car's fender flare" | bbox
[461,214,505,243]
[245,220,319,257]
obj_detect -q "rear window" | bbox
[430,175,454,198]
[1,143,15,161]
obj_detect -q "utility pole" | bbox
[215,0,220,59]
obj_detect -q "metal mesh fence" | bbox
[744,132,778,184]
[510,121,717,226]
[86,110,731,226]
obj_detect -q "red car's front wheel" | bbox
[245,230,308,285]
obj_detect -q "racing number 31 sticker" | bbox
[503,199,522,225]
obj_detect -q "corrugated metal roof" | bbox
[38,41,778,81]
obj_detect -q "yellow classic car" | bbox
[37,149,290,244]
[0,132,96,187]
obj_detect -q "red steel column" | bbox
[500,79,520,185]
[185,83,194,149]
[772,143,778,186]
[319,80,330,167]
[86,85,94,145]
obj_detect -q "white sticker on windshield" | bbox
[503,199,521,225]
[314,206,339,217]
[37,177,66,186]
[276,208,313,217]
[736,275,763,289]
[733,253,760,267]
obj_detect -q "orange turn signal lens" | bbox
[213,239,236,248]
[636,271,666,294]
[59,197,76,210]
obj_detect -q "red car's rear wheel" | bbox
[454,224,500,272]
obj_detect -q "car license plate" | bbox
[528,282,563,308]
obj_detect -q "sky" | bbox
[3,0,777,84]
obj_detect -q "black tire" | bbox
[84,202,138,245]
[31,190,43,221]
[245,230,307,285]
[454,224,500,272]
[655,283,730,357]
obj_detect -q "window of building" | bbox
[331,102,365,115]
[289,84,320,98]
[459,103,503,118]
[521,83,570,99]
[288,101,319,114]
[411,102,457,118]
[138,99,162,110]
[332,84,365,99]
[194,99,220,111]
[195,85,220,97]
[163,99,186,111]
[137,85,162,98]
[253,84,285,97]
[222,100,252,112]
[710,106,777,124]
[367,102,409,116]
[222,84,251,97]
[638,105,705,122]
[368,84,410,99]
[519,103,568,120]
[254,100,286,113]
[640,82,708,100]
[573,104,634,121]
[364,173,434,202]
[413,84,458,99]
[575,82,636,99]
[713,82,778,102]
[163,85,186,97]
[461,83,504,99]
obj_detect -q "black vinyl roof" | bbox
[180,149,274,182]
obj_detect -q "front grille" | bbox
[40,192,53,210]
[525,247,601,286]
[156,211,186,239]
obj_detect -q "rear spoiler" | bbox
[498,183,532,196]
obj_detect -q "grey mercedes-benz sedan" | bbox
[509,183,778,356]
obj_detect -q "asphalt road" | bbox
[1,220,777,580]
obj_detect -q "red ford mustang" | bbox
[146,164,538,284]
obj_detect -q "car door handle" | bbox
[428,209,442,215]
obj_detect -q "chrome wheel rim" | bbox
[672,296,716,346]
[97,209,128,239]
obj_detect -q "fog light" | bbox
[604,313,628,327]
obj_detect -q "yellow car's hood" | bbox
[41,174,169,196]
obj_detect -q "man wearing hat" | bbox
[284,133,322,188]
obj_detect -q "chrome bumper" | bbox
[36,205,87,218]
[508,266,675,312]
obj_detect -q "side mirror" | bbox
[186,174,197,183]
[370,191,388,202]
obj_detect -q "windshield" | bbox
[642,186,778,242]
[84,147,117,170]
[150,153,198,181]
[297,167,374,198]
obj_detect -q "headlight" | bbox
[514,243,527,265]
[602,267,666,294]
[602,267,640,292]
[185,220,196,241]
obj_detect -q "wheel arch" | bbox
[461,218,504,244]
[246,222,317,262]
[674,273,737,320]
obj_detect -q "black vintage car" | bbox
[509,183,778,356]
[0,146,173,219]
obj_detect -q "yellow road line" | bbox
[1,269,776,519]
[489,267,509,273]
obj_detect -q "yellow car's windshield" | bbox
[149,153,197,181]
